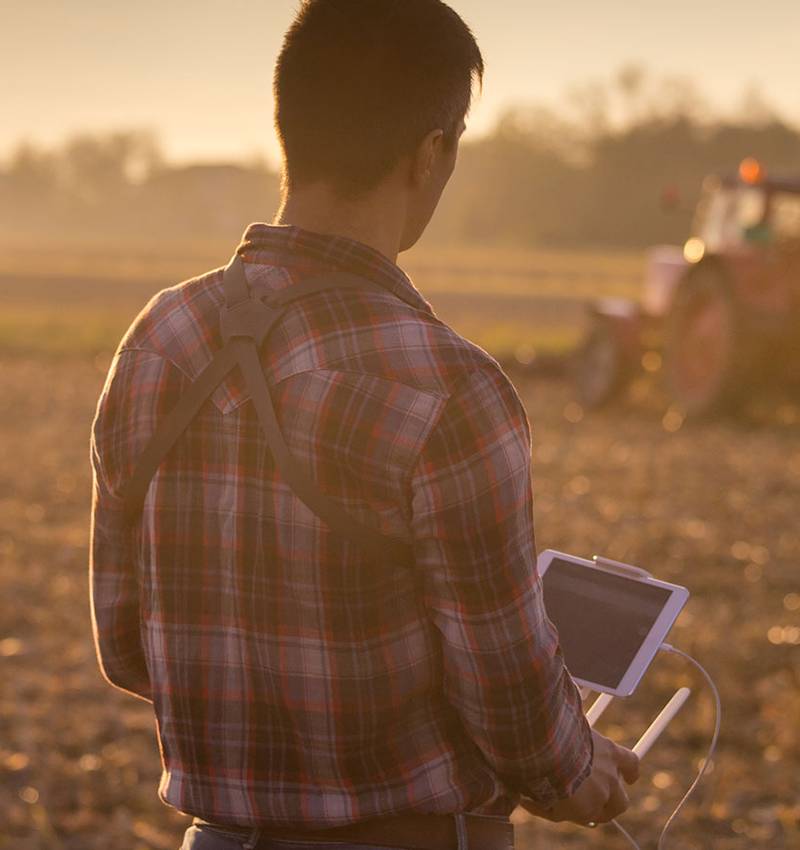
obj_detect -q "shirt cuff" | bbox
[521,722,594,809]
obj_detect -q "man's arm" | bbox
[409,365,592,808]
[88,350,162,702]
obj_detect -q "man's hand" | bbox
[520,730,640,826]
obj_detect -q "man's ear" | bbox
[410,128,445,187]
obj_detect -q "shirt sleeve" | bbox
[409,365,592,808]
[88,350,162,703]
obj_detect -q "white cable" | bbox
[611,818,642,849]
[655,644,721,850]
[597,643,720,850]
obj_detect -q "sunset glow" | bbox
[3,0,799,165]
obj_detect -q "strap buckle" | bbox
[220,299,283,346]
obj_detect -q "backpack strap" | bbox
[121,342,241,523]
[122,252,413,567]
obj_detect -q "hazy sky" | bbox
[3,0,798,166]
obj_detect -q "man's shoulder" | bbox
[115,265,226,373]
[348,296,507,398]
[111,261,509,402]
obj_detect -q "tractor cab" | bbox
[575,159,800,415]
[684,159,800,257]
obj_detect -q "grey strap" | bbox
[223,250,250,307]
[122,252,412,566]
[121,342,240,522]
[232,336,412,565]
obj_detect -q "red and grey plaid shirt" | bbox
[90,223,592,827]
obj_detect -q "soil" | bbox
[1,358,798,849]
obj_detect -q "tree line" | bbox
[2,68,798,251]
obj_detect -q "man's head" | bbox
[274,0,483,250]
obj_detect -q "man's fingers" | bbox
[574,786,612,827]
[595,779,630,823]
[614,744,641,784]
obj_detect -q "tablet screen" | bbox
[542,557,673,689]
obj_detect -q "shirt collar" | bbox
[235,223,433,314]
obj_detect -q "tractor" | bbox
[574,159,800,416]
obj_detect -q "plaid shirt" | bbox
[90,223,592,827]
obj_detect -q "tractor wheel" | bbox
[663,269,746,417]
[574,316,633,408]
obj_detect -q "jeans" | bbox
[180,821,410,850]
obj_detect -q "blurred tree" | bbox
[59,129,164,207]
[5,141,59,201]
[2,72,798,252]
[735,85,780,126]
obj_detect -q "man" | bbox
[90,1,639,848]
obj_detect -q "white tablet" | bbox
[537,549,689,697]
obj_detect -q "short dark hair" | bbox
[274,0,483,196]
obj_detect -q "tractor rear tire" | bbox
[663,268,747,417]
[574,316,634,409]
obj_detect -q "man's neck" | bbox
[273,181,407,263]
